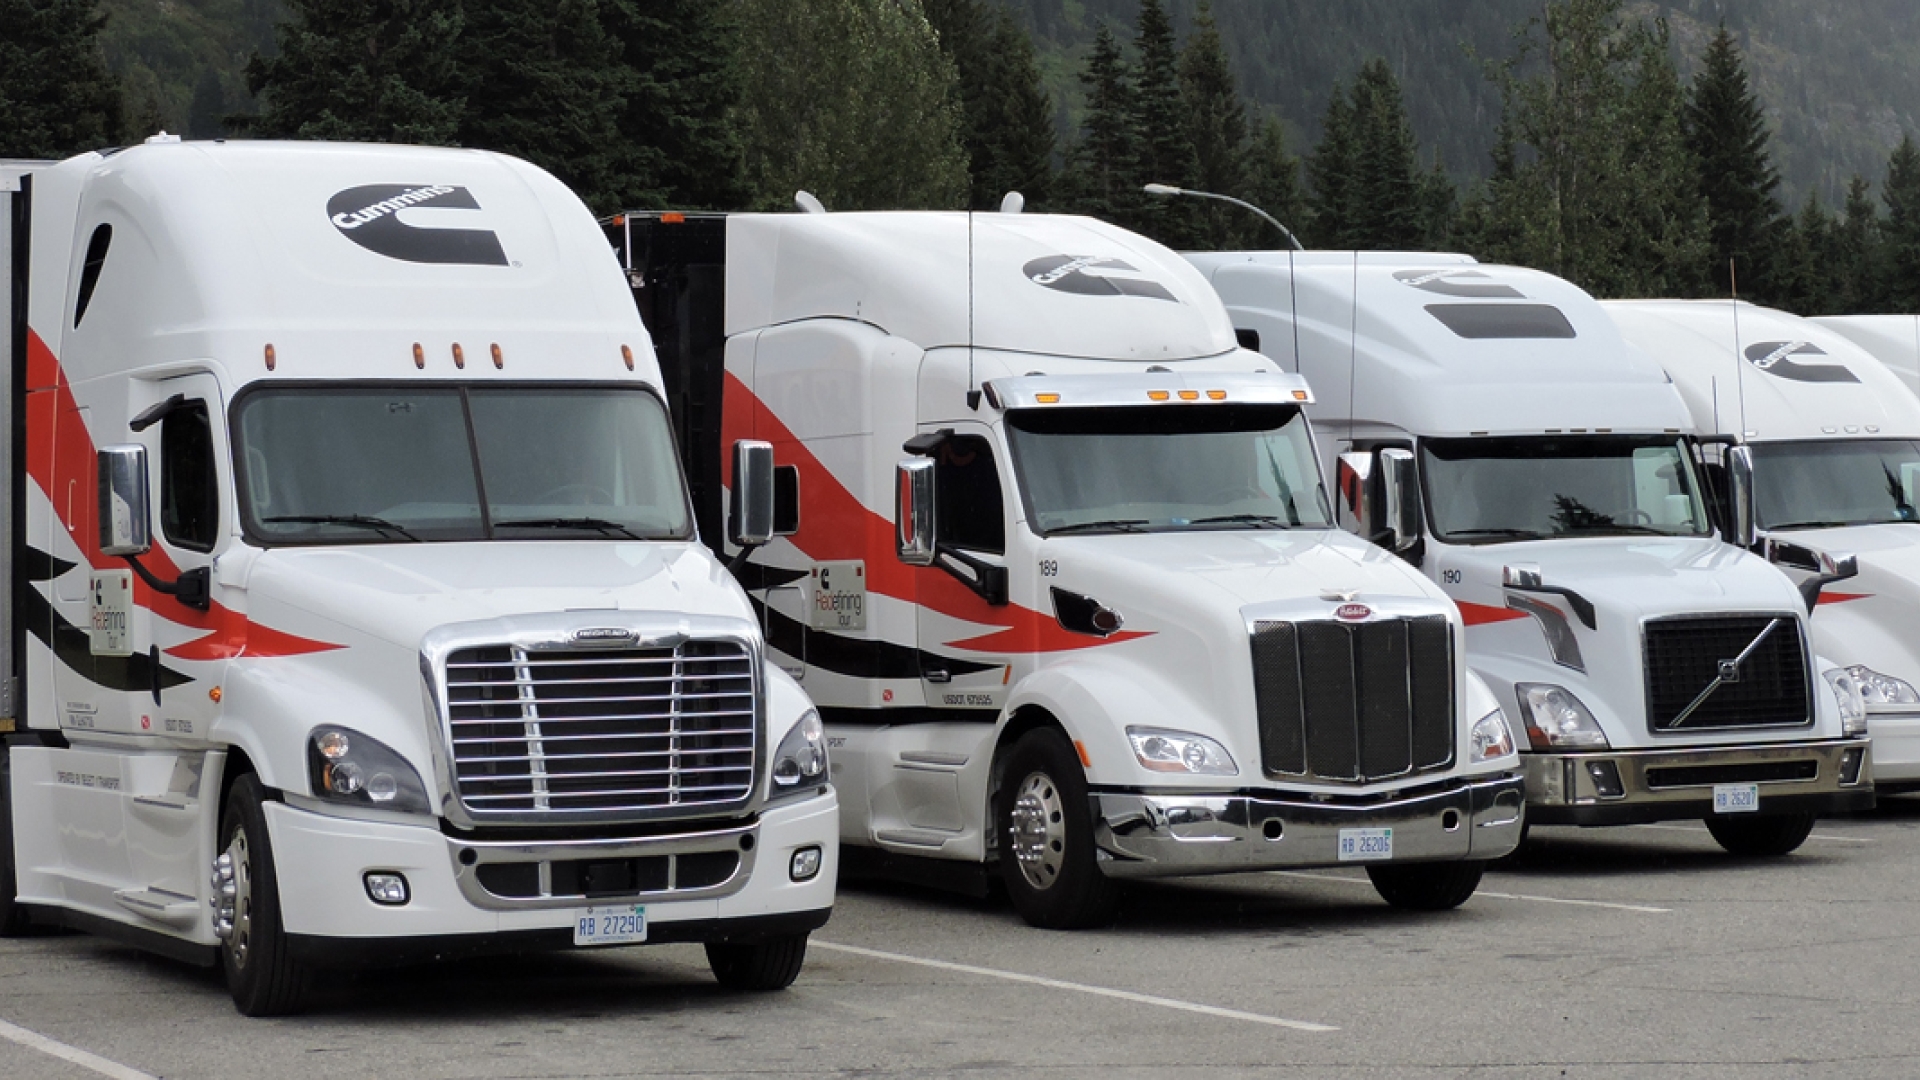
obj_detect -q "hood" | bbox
[1442,535,1804,621]
[240,540,757,653]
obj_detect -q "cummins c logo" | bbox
[1024,255,1177,302]
[1745,340,1859,384]
[327,183,509,266]
[1393,267,1525,298]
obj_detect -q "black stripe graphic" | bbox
[24,546,192,693]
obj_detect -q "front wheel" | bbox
[994,728,1122,930]
[706,932,809,991]
[217,774,312,1016]
[1366,860,1485,911]
[1704,813,1816,858]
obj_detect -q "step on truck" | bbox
[1608,300,1920,791]
[606,204,1525,929]
[1,139,837,1015]
[1187,252,1872,856]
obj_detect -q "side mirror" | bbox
[1766,536,1859,614]
[1379,447,1420,552]
[895,458,936,566]
[98,445,152,557]
[728,440,776,549]
[1726,444,1757,549]
[1334,452,1373,538]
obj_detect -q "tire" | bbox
[0,750,34,936]
[1366,860,1486,911]
[1704,813,1816,858]
[217,774,311,1016]
[994,728,1122,930]
[706,932,809,992]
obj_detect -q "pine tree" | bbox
[246,0,465,145]
[1838,174,1884,313]
[1415,158,1459,248]
[1054,26,1140,225]
[187,67,227,139]
[1883,134,1920,312]
[1242,116,1306,249]
[1178,0,1249,248]
[1686,25,1785,301]
[1776,193,1837,316]
[1346,58,1422,249]
[1305,89,1357,247]
[1128,0,1197,244]
[0,0,123,158]
[610,0,747,210]
[927,0,1055,210]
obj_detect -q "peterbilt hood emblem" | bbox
[570,627,637,646]
[1024,254,1177,302]
[1334,603,1372,622]
[327,183,509,266]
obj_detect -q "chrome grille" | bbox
[1252,616,1454,782]
[443,640,757,818]
[1643,615,1811,731]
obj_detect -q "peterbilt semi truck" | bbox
[606,206,1525,930]
[1608,300,1920,790]
[0,139,837,1016]
[1187,251,1872,856]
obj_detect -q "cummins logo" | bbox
[1745,340,1859,384]
[1024,254,1177,302]
[1394,267,1525,298]
[327,183,509,266]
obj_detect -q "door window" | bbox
[160,401,219,552]
[934,435,1004,554]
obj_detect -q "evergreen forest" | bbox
[6,0,1920,315]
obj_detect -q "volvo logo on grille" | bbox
[1718,658,1744,683]
[571,627,636,646]
[1334,603,1372,621]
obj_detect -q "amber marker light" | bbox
[1207,389,1227,400]
[1074,740,1092,767]
[621,345,634,371]
[491,343,504,369]
[263,344,276,371]
[1035,392,1061,404]
[209,686,223,703]
[1177,389,1200,401]
[452,343,465,369]
[1147,390,1171,401]
[662,212,686,224]
[1292,390,1309,401]
[412,343,425,369]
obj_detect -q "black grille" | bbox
[1252,616,1455,782]
[1644,616,1810,731]
[474,851,741,899]
[1643,760,1819,789]
[444,641,756,817]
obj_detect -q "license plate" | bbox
[1713,783,1761,814]
[1338,827,1393,861]
[573,905,647,946]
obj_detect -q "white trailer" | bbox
[1,140,837,1015]
[607,208,1525,929]
[1188,252,1872,855]
[1607,300,1920,790]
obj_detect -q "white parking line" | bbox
[1269,870,1671,914]
[812,940,1339,1032]
[1631,822,1874,843]
[0,1020,156,1080]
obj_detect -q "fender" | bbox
[1000,656,1223,787]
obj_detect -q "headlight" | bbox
[307,726,432,814]
[1824,669,1869,736]
[1126,727,1238,776]
[1847,665,1920,707]
[770,708,828,798]
[1514,684,1609,749]
[1469,709,1516,762]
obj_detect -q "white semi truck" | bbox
[1813,315,1920,396]
[0,140,837,1016]
[606,206,1525,930]
[1187,252,1872,855]
[1607,300,1920,790]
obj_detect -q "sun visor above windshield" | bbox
[985,371,1312,410]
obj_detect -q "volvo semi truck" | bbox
[1,139,837,1016]
[606,206,1525,930]
[1608,300,1920,790]
[1187,252,1871,856]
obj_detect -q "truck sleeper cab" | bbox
[1,141,836,1016]
[1609,300,1920,792]
[1190,252,1871,857]
[611,208,1524,928]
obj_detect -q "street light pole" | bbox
[1143,183,1304,251]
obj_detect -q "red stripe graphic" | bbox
[720,370,1148,655]
[1816,592,1869,606]
[1456,600,1529,626]
[28,330,342,661]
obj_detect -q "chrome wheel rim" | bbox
[1008,770,1067,891]
[222,828,254,970]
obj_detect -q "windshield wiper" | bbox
[1186,513,1289,528]
[492,516,662,540]
[1561,524,1673,536]
[1767,519,1879,530]
[1443,527,1542,540]
[1046,519,1152,535]
[261,514,419,540]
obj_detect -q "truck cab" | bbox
[1190,252,1872,856]
[3,140,836,1015]
[611,209,1524,929]
[1609,300,1920,791]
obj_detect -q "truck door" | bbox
[916,429,1013,715]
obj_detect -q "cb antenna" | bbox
[966,208,980,410]
[1730,257,1747,441]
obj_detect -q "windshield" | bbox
[1422,435,1711,543]
[1004,404,1331,535]
[1752,439,1920,529]
[234,385,692,544]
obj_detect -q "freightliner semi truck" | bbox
[1608,300,1920,790]
[0,139,837,1015]
[1187,251,1872,855]
[606,205,1525,929]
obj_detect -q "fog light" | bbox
[1585,759,1626,799]
[789,846,822,882]
[1840,747,1866,787]
[364,871,410,906]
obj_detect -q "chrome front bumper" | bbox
[1523,737,1873,825]
[1091,772,1525,879]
